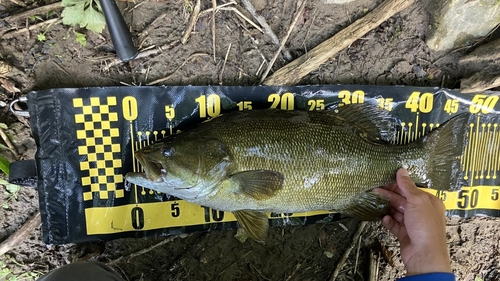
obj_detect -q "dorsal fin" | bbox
[325,102,401,143]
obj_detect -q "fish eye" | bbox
[163,147,175,157]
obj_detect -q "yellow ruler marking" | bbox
[423,186,500,211]
[479,124,487,179]
[485,124,493,180]
[415,114,419,140]
[85,201,331,235]
[85,186,500,235]
[464,124,474,181]
[473,116,481,181]
[487,124,498,179]
[495,124,500,178]
[399,123,406,144]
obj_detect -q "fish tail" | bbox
[421,113,469,190]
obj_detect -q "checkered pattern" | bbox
[73,97,124,200]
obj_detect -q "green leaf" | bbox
[61,0,106,33]
[37,33,47,42]
[61,0,86,7]
[81,4,106,33]
[0,179,21,197]
[0,123,8,130]
[74,31,87,46]
[5,184,19,194]
[0,156,10,175]
[61,3,85,26]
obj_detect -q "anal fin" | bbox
[341,191,391,221]
[233,210,269,242]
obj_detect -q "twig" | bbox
[2,18,61,39]
[263,0,416,86]
[138,12,167,40]
[260,0,307,83]
[107,236,177,265]
[7,0,26,7]
[368,250,380,281]
[0,126,19,157]
[147,53,210,85]
[301,8,318,53]
[218,250,252,277]
[218,7,262,33]
[103,40,179,71]
[2,2,62,24]
[181,0,201,44]
[199,1,236,15]
[240,0,292,61]
[219,43,232,84]
[354,234,362,275]
[0,212,41,256]
[212,0,217,62]
[329,221,367,281]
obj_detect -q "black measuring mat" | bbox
[20,85,500,244]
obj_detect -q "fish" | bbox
[125,103,468,241]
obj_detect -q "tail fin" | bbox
[421,113,469,191]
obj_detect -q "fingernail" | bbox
[399,168,409,177]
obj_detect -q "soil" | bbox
[0,0,499,280]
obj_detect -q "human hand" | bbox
[374,168,452,276]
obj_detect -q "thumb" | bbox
[396,168,420,198]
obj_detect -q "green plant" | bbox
[0,256,42,281]
[0,179,21,209]
[61,0,106,33]
[74,31,87,46]
[37,33,47,42]
[0,155,9,175]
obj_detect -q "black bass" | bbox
[125,104,467,241]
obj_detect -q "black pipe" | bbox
[100,0,138,62]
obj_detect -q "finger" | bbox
[391,208,405,225]
[381,215,404,239]
[396,168,425,199]
[380,183,403,196]
[427,193,446,212]
[373,187,407,213]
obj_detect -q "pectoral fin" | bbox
[230,170,284,200]
[341,191,391,221]
[233,210,269,242]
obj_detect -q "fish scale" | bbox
[194,110,419,212]
[126,106,467,241]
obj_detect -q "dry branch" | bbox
[240,0,292,61]
[2,2,62,24]
[260,0,307,83]
[107,236,177,265]
[181,0,201,44]
[0,212,41,256]
[263,0,416,86]
[461,65,500,93]
[147,53,210,85]
[2,18,61,39]
[103,40,179,71]
[211,0,217,61]
[329,221,367,281]
[459,38,500,65]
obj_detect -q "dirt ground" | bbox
[0,0,499,280]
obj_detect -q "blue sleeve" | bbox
[397,272,455,281]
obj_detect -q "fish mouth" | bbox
[135,152,164,182]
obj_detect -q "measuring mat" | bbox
[21,85,500,244]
